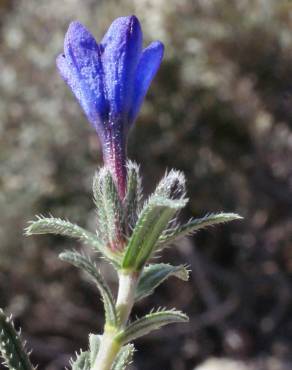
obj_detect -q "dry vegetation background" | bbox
[0,0,292,369]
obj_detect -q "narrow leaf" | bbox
[115,310,188,345]
[135,263,189,301]
[124,161,143,231]
[70,351,90,370]
[93,168,125,252]
[25,216,102,253]
[89,334,101,366]
[154,169,186,200]
[111,344,135,370]
[159,212,243,246]
[0,310,34,370]
[93,170,108,241]
[59,251,117,326]
[122,196,187,271]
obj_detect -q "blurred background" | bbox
[0,0,292,369]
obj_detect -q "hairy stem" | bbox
[92,271,139,370]
[116,272,139,326]
[92,330,120,370]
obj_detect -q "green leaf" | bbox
[135,263,189,301]
[59,251,118,326]
[25,216,104,254]
[93,170,108,241]
[115,309,188,345]
[89,334,101,366]
[93,168,125,252]
[0,310,34,370]
[124,161,143,231]
[159,212,243,246]
[111,344,135,370]
[122,196,187,271]
[122,170,188,270]
[154,169,186,200]
[70,351,90,370]
[25,216,120,266]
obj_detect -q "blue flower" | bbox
[56,16,164,198]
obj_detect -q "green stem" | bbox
[92,271,139,370]
[116,272,138,326]
[92,330,120,370]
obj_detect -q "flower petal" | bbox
[56,53,78,93]
[100,16,142,121]
[129,41,164,123]
[63,21,108,130]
